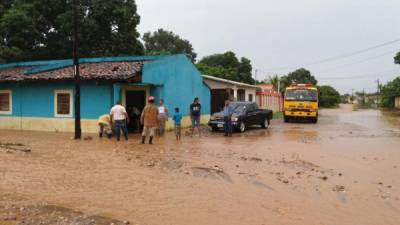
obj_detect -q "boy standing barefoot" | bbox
[173,107,182,140]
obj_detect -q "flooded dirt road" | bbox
[1,104,400,225]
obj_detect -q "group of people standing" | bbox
[99,97,203,144]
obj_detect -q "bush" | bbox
[381,76,400,108]
[318,85,341,108]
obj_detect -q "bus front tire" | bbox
[283,115,289,123]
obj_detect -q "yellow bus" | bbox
[283,84,319,123]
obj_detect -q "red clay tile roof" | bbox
[257,84,275,91]
[0,67,33,81]
[0,61,145,82]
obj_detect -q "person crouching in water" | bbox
[172,107,182,140]
[98,114,113,138]
[141,96,159,144]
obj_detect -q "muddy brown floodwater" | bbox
[1,104,400,225]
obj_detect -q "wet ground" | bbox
[0,104,399,225]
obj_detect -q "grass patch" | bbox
[381,108,400,117]
[273,111,283,120]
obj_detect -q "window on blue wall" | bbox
[0,90,12,114]
[55,90,73,117]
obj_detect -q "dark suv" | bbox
[208,102,273,132]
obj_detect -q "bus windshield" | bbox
[285,89,318,102]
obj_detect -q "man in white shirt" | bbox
[110,101,129,141]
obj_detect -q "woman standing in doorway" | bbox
[158,99,169,135]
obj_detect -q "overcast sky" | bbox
[136,0,400,94]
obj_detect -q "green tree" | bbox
[0,1,14,15]
[381,77,400,108]
[395,52,400,64]
[381,52,400,107]
[318,85,341,108]
[266,75,279,90]
[196,51,255,84]
[0,1,13,15]
[199,51,239,68]
[286,68,317,85]
[0,0,143,63]
[238,57,254,84]
[196,63,239,81]
[143,28,197,62]
[266,75,290,93]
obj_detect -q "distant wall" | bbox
[257,92,283,112]
[395,96,400,109]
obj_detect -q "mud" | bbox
[191,166,232,183]
[0,142,31,153]
[0,104,399,225]
[0,193,129,225]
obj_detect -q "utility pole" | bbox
[73,0,81,139]
[376,79,380,108]
[351,88,354,103]
[362,88,366,105]
[277,74,280,93]
[254,69,258,85]
[276,74,282,112]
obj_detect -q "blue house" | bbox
[0,54,210,133]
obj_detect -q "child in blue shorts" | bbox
[172,107,182,140]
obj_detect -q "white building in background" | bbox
[395,96,400,109]
[202,75,258,113]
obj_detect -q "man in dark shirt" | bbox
[190,97,201,137]
[223,100,234,137]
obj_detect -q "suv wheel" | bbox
[261,118,269,128]
[239,122,246,133]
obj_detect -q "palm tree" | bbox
[266,75,279,91]
[265,75,289,93]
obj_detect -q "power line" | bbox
[258,38,400,72]
[317,69,399,80]
[315,49,399,73]
[256,68,398,82]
